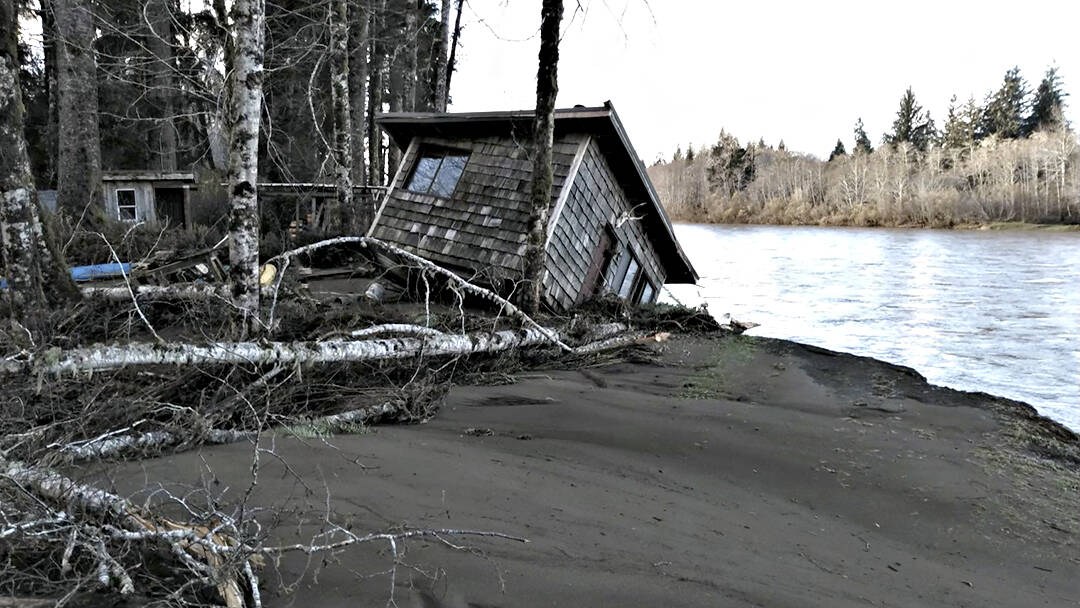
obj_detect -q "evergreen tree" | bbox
[942,95,969,150]
[887,87,935,151]
[981,67,1029,139]
[777,139,786,151]
[828,139,846,161]
[672,145,683,162]
[1024,66,1067,134]
[686,143,695,163]
[853,118,873,154]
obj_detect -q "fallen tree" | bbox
[2,323,643,375]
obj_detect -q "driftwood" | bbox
[0,456,253,606]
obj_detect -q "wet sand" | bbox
[114,334,1080,607]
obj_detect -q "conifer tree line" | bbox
[650,66,1079,226]
[13,0,461,220]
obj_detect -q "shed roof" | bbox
[376,102,697,283]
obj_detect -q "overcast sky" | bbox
[449,0,1079,162]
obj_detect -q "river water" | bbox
[663,224,1080,431]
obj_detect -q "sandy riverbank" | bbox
[108,333,1080,607]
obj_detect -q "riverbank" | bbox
[108,333,1080,607]
[665,216,1080,231]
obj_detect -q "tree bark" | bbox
[386,9,403,174]
[444,0,463,109]
[366,1,385,186]
[53,0,103,218]
[226,0,266,324]
[522,0,563,313]
[40,0,59,188]
[0,0,78,330]
[402,1,417,112]
[146,0,178,171]
[431,0,450,111]
[329,0,353,231]
[348,0,369,185]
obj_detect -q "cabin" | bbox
[102,171,197,228]
[370,102,697,310]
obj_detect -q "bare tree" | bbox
[330,0,354,230]
[522,0,563,313]
[432,0,450,111]
[444,0,463,109]
[146,0,178,171]
[53,0,103,217]
[226,0,266,326]
[0,0,77,331]
[349,0,370,184]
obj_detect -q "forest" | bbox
[649,67,1080,227]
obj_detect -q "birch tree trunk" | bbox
[226,0,266,324]
[329,0,353,231]
[522,0,563,313]
[40,0,59,188]
[0,0,78,329]
[432,0,450,111]
[53,0,103,218]
[147,0,178,171]
[387,16,404,174]
[348,0,369,185]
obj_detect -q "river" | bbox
[663,224,1080,431]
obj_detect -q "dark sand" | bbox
[113,334,1080,607]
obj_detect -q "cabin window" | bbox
[639,279,657,304]
[617,255,641,299]
[116,189,138,221]
[405,148,468,198]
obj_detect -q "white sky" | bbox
[449,0,1080,161]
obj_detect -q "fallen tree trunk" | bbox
[0,456,252,606]
[268,236,573,351]
[3,324,647,375]
[81,284,226,301]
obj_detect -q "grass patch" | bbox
[679,335,760,399]
[284,419,374,439]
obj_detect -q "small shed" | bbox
[102,172,196,228]
[369,102,697,310]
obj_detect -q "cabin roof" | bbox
[102,171,197,183]
[376,102,698,283]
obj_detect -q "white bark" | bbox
[81,284,227,301]
[268,236,573,351]
[329,0,353,229]
[226,0,265,322]
[10,327,564,375]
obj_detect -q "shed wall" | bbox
[370,133,584,280]
[544,138,665,309]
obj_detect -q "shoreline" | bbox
[107,332,1080,607]
[667,218,1080,232]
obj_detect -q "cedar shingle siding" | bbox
[371,134,584,280]
[370,104,697,311]
[544,138,664,309]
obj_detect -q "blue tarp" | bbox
[1,262,131,289]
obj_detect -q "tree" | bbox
[887,87,935,151]
[522,0,563,313]
[329,0,353,230]
[146,0,178,171]
[432,0,451,111]
[1025,66,1067,134]
[853,118,873,154]
[686,144,695,163]
[349,0,370,185]
[1,0,77,330]
[53,0,103,216]
[981,67,1028,140]
[225,0,266,326]
[828,139,847,161]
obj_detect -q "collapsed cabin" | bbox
[370,102,698,311]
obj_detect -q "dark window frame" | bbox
[403,146,470,198]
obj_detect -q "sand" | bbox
[111,334,1080,607]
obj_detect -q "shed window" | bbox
[639,279,657,304]
[405,148,468,198]
[116,189,138,221]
